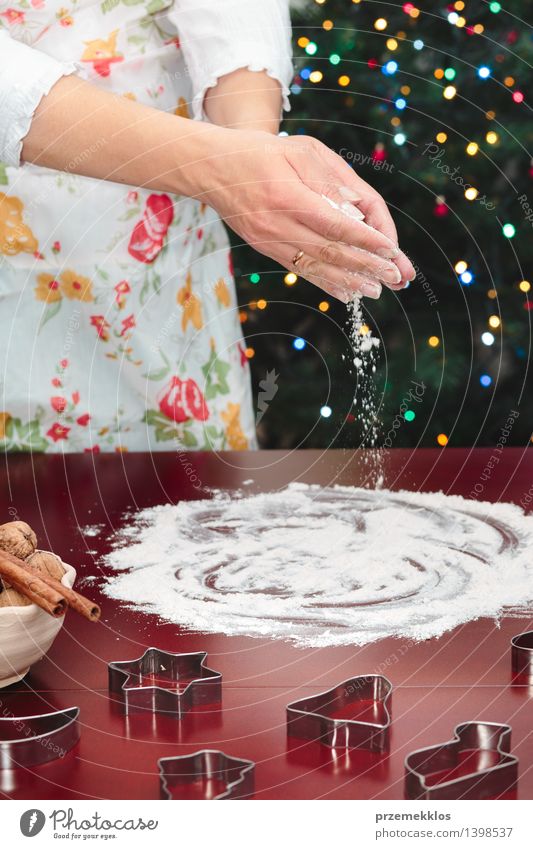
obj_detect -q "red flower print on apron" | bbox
[158,376,209,423]
[128,193,174,263]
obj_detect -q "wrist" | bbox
[169,124,272,205]
[163,120,229,199]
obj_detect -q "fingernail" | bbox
[377,246,400,260]
[361,281,382,299]
[339,185,362,202]
[379,264,402,285]
[341,201,365,220]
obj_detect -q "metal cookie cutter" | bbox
[0,706,80,769]
[286,675,392,752]
[405,722,518,800]
[511,630,533,680]
[158,750,255,800]
[108,648,221,717]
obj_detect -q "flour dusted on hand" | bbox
[102,485,533,647]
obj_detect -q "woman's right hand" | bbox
[194,129,415,302]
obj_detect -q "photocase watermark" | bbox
[20,809,46,837]
[65,138,108,174]
[343,638,417,698]
[176,450,203,490]
[264,142,311,154]
[0,701,68,759]
[150,310,179,355]
[411,261,438,306]
[468,409,520,499]
[151,279,231,356]
[50,808,158,834]
[19,807,159,838]
[383,380,426,448]
[50,307,82,429]
[421,143,495,211]
[256,369,279,425]
[60,308,81,359]
[517,193,533,228]
[339,148,395,173]
[520,481,533,511]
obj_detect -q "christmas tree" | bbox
[231,0,532,449]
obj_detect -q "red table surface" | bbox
[0,448,531,801]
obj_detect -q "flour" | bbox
[102,484,533,647]
[81,524,104,537]
[347,296,381,453]
[322,193,383,458]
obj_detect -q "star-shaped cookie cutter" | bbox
[405,722,518,800]
[286,674,392,752]
[511,630,533,681]
[108,648,222,717]
[158,750,255,800]
[0,706,80,769]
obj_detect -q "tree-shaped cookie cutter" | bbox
[108,648,221,717]
[158,750,255,800]
[405,722,518,800]
[0,706,80,769]
[286,674,392,752]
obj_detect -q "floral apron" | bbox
[0,0,256,452]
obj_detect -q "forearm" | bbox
[21,75,223,197]
[204,69,282,134]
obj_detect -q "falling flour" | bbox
[324,193,384,464]
[347,296,381,453]
[102,484,533,647]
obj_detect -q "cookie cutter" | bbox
[0,706,80,769]
[108,648,221,717]
[158,750,255,800]
[286,674,392,752]
[511,630,533,680]
[405,722,518,800]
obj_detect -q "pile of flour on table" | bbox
[102,484,533,647]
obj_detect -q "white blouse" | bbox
[0,0,293,167]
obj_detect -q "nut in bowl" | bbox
[0,519,100,688]
[0,551,76,688]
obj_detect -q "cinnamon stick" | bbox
[24,568,101,622]
[0,551,66,617]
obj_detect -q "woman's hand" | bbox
[194,130,415,301]
[22,74,413,303]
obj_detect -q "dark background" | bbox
[230,0,532,449]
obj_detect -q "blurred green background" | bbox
[230,0,532,449]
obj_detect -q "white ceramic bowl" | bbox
[0,551,76,688]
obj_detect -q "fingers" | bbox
[289,226,402,288]
[294,188,401,260]
[307,278,352,304]
[308,142,416,282]
[324,188,415,284]
[356,191,416,283]
[353,189,398,244]
[287,248,383,301]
